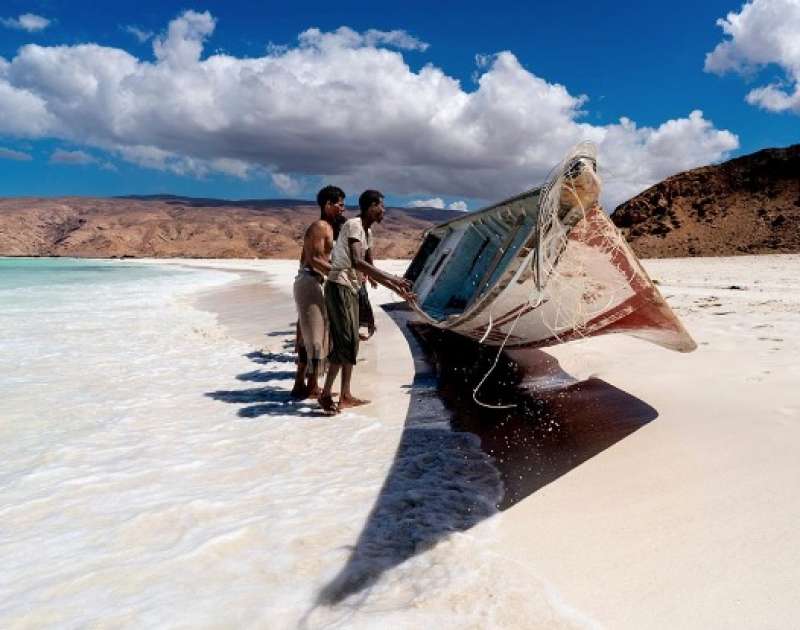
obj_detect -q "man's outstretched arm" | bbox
[349,238,413,300]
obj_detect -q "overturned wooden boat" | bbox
[404,143,696,352]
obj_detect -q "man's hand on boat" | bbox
[349,240,415,304]
[390,276,416,303]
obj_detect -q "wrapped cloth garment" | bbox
[293,267,329,376]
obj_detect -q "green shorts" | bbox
[325,281,360,365]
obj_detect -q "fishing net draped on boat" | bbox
[406,140,696,358]
[528,140,624,341]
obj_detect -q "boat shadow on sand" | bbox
[313,303,658,609]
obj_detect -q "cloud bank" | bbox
[0,10,738,207]
[706,0,800,114]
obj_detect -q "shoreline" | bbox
[172,257,422,425]
[192,271,289,349]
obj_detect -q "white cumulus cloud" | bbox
[50,148,118,170]
[271,173,302,195]
[1,13,51,32]
[407,197,445,209]
[0,10,738,207]
[597,111,738,208]
[407,198,468,211]
[152,10,216,68]
[705,0,800,113]
[50,148,95,164]
[211,157,252,178]
[0,146,32,160]
[363,29,429,51]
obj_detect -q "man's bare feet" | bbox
[318,393,339,416]
[338,395,371,409]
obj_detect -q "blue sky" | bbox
[0,0,798,209]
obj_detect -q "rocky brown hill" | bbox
[611,145,800,257]
[0,195,459,259]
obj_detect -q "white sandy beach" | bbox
[148,254,800,628]
[2,254,799,629]
[497,255,800,629]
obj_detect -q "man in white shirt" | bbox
[318,190,413,414]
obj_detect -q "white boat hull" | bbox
[405,144,696,353]
[411,205,695,352]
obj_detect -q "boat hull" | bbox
[407,202,696,353]
[405,143,696,353]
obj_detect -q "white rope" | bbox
[478,308,494,344]
[470,143,602,409]
[471,307,523,410]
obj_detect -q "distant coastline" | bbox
[0,196,458,260]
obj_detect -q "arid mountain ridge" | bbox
[0,195,460,259]
[1,144,798,260]
[611,144,800,257]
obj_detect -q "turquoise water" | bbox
[0,257,236,437]
[0,258,567,628]
[0,257,185,291]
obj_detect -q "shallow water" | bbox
[0,258,590,629]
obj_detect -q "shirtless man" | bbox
[291,185,346,399]
[318,189,414,414]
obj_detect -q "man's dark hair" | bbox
[358,189,384,214]
[317,185,345,210]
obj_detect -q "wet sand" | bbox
[403,322,658,510]
[186,259,420,425]
[193,272,296,350]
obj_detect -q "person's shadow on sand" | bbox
[313,304,658,609]
[206,349,331,418]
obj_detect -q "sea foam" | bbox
[0,258,587,629]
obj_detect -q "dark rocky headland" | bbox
[611,145,800,258]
